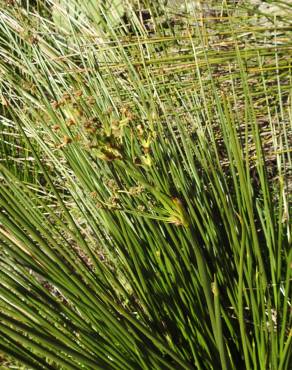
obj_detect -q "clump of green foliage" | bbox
[0,1,291,369]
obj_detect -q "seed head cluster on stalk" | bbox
[0,1,291,369]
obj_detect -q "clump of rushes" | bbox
[0,1,291,369]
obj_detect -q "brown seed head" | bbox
[52,124,60,131]
[75,90,83,97]
[51,101,60,109]
[63,136,72,146]
[62,92,71,102]
[66,118,75,127]
[87,96,96,105]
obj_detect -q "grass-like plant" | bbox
[0,1,291,369]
